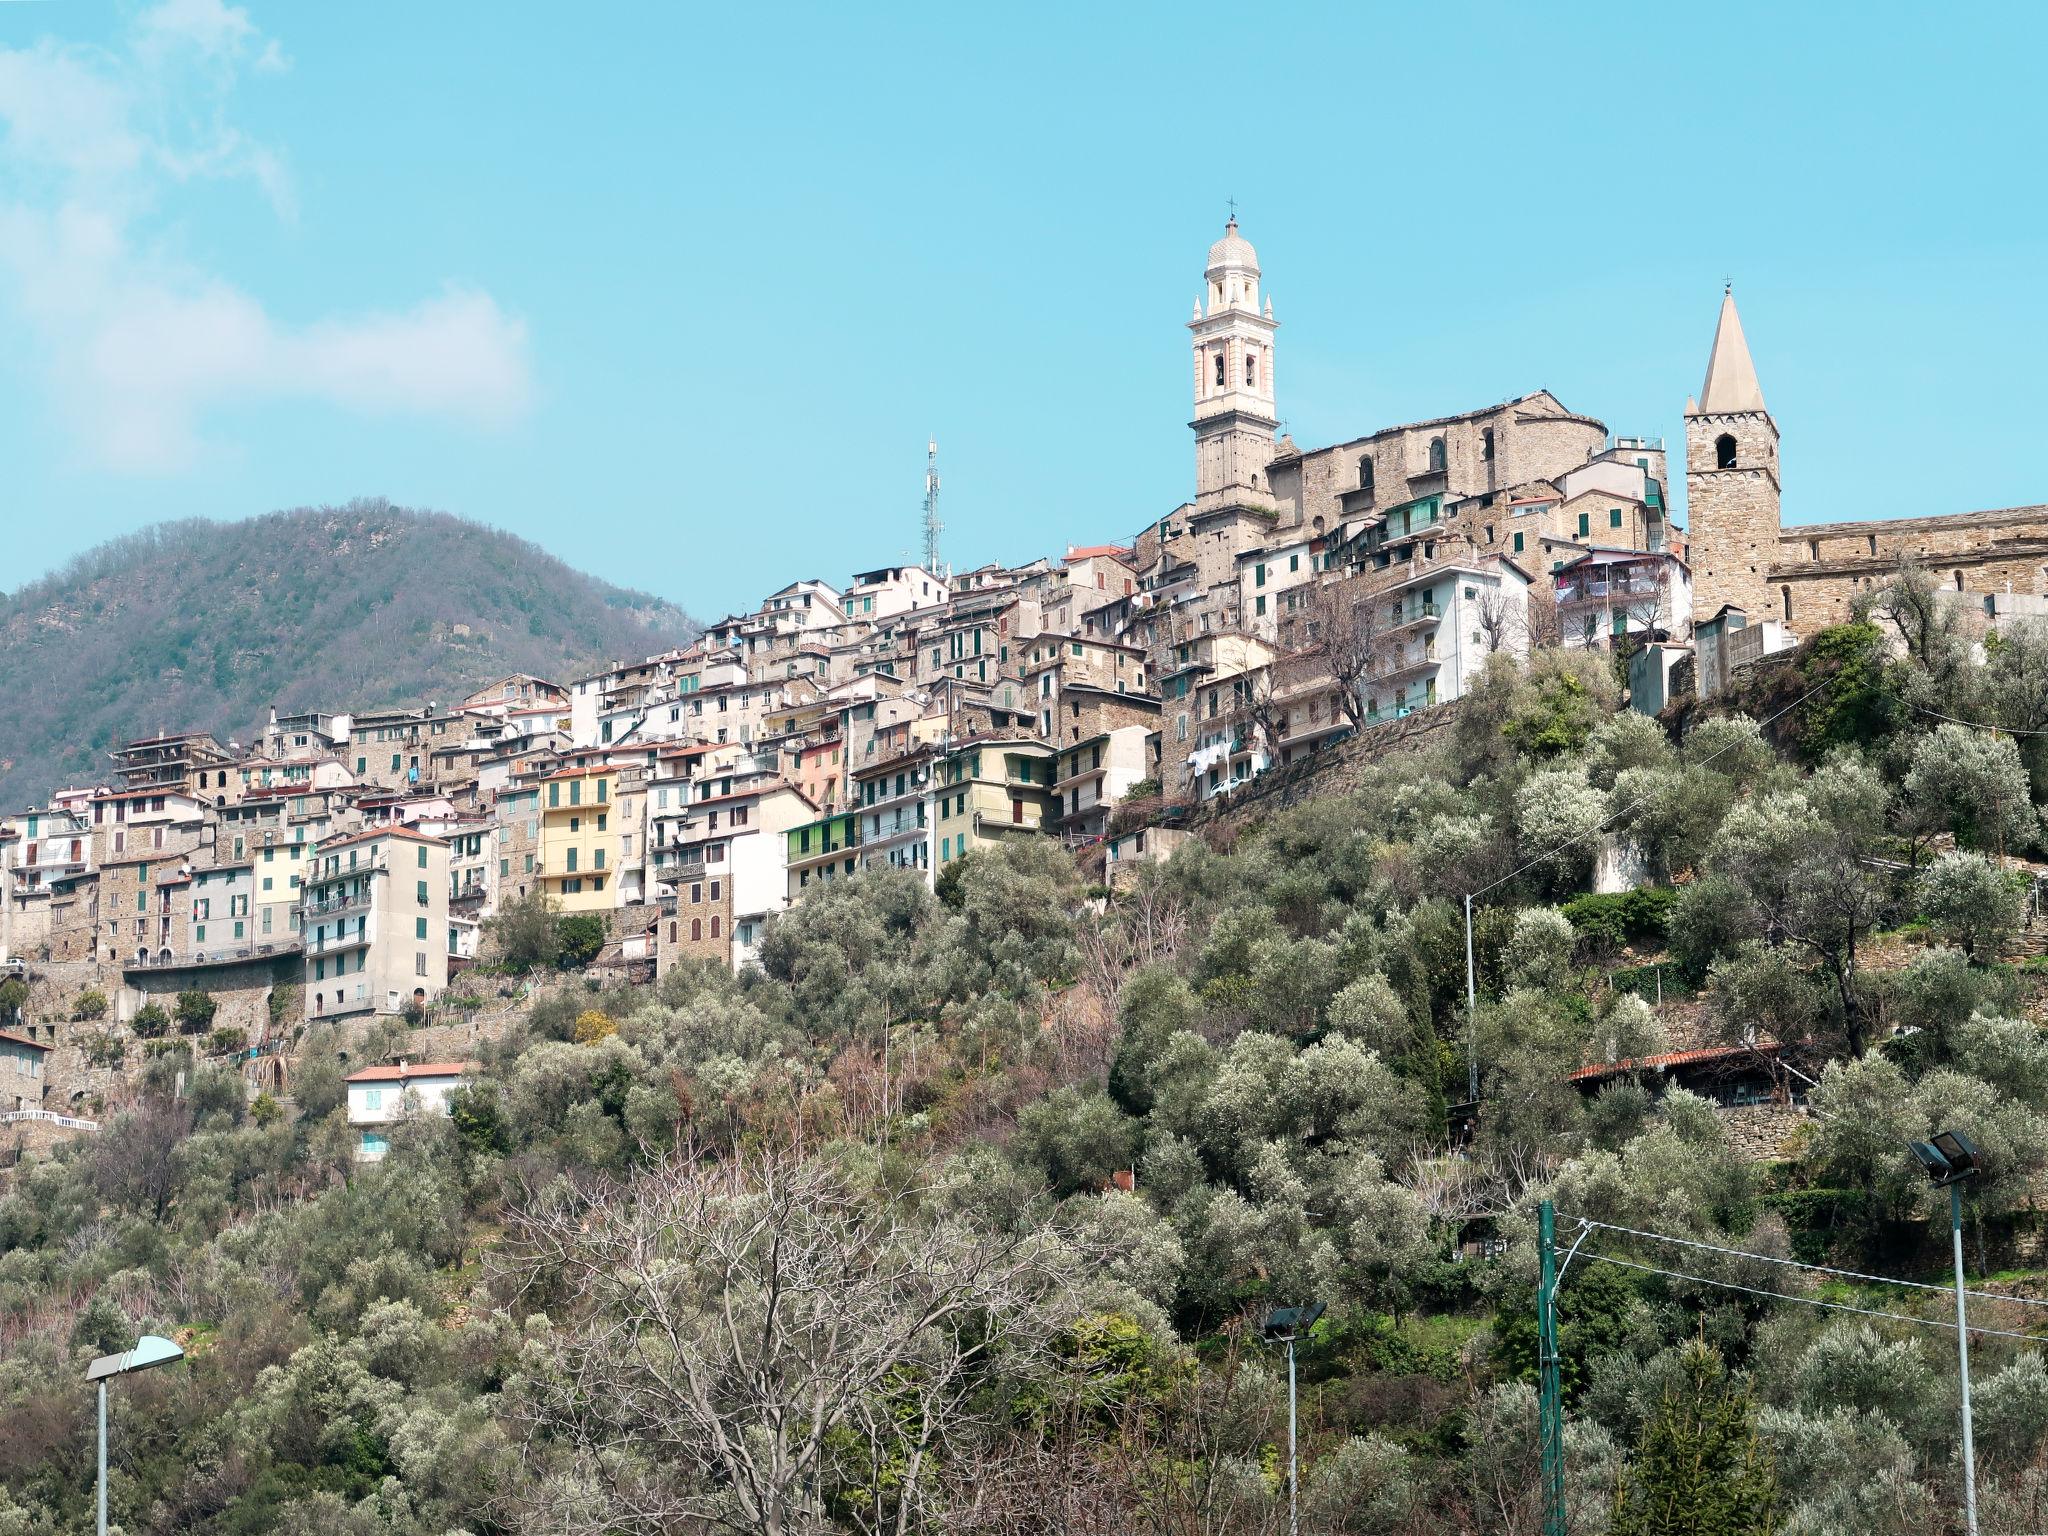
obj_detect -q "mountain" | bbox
[0,500,700,807]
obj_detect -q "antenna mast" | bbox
[921,436,945,577]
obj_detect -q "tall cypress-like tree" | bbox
[1613,1341,1778,1536]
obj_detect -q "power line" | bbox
[1573,1252,2048,1345]
[1909,702,2048,738]
[1557,1213,2048,1311]
[1470,673,1837,901]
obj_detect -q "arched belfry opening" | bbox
[1715,433,1737,470]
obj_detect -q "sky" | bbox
[3,2,2046,619]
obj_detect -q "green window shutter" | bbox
[415,917,428,940]
[1513,532,1524,553]
[1609,507,1623,529]
[417,846,427,868]
[416,879,428,902]
[1576,512,1589,537]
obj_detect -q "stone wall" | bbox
[1719,1101,1810,1163]
[122,953,298,1043]
[1191,700,1460,830]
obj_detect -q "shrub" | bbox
[206,1026,248,1056]
[557,914,607,969]
[73,988,108,1021]
[0,977,25,1022]
[173,989,218,1032]
[573,1008,618,1044]
[1560,888,1679,955]
[131,1003,171,1039]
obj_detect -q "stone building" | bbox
[1682,287,2048,634]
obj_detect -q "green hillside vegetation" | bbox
[0,501,697,806]
[12,568,2048,1532]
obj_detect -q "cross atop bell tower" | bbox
[1188,214,1279,503]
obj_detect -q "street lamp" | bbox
[85,1334,184,1536]
[1262,1301,1326,1536]
[1911,1129,1983,1536]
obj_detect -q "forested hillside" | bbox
[0,502,698,806]
[12,571,2048,1534]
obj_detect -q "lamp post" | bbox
[1262,1302,1325,1536]
[1910,1129,1984,1536]
[85,1334,184,1536]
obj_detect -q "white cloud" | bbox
[0,1,531,473]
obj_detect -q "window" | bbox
[1427,436,1446,472]
[1482,427,1495,462]
[1358,457,1374,491]
[416,917,428,940]
[710,916,721,938]
[1214,350,1226,388]
[1609,507,1623,529]
[1781,585,1793,623]
[691,918,703,941]
[1512,531,1525,554]
[416,879,428,903]
[1715,433,1737,470]
[1245,351,1257,388]
[1254,563,1266,587]
[1255,595,1266,616]
[1576,511,1590,537]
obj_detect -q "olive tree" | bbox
[499,1144,1071,1536]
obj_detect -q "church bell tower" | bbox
[1684,286,1782,625]
[1189,216,1279,503]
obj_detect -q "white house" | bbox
[344,1059,474,1161]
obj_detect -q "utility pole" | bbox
[921,437,945,578]
[1464,894,1479,1104]
[1538,1200,1567,1536]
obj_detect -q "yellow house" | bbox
[537,765,616,912]
[931,737,1057,866]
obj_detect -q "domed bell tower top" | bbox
[1189,215,1279,503]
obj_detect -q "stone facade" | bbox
[1684,407,1782,624]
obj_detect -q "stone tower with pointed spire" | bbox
[1189,216,1280,503]
[1684,287,1782,625]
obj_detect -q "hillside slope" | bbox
[0,500,698,806]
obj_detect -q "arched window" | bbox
[1955,570,1965,591]
[1245,351,1257,388]
[1715,434,1737,469]
[1214,350,1226,389]
[1428,437,1447,472]
[1358,457,1374,492]
[1481,427,1495,462]
[1781,586,1792,624]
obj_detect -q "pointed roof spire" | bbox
[1698,286,1766,415]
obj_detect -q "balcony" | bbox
[1374,646,1440,684]
[303,885,377,919]
[1384,601,1440,635]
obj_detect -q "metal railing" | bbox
[2,1108,99,1131]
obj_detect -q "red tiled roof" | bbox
[346,1060,474,1083]
[0,1029,51,1053]
[1565,1043,1782,1084]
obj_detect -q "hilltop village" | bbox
[5,218,2046,1132]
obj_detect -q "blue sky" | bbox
[3,2,2045,618]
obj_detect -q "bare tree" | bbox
[496,1144,1070,1536]
[1295,575,1393,729]
[1472,584,1525,655]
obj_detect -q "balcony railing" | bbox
[1,1108,98,1131]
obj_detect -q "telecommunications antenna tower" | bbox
[921,437,946,577]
